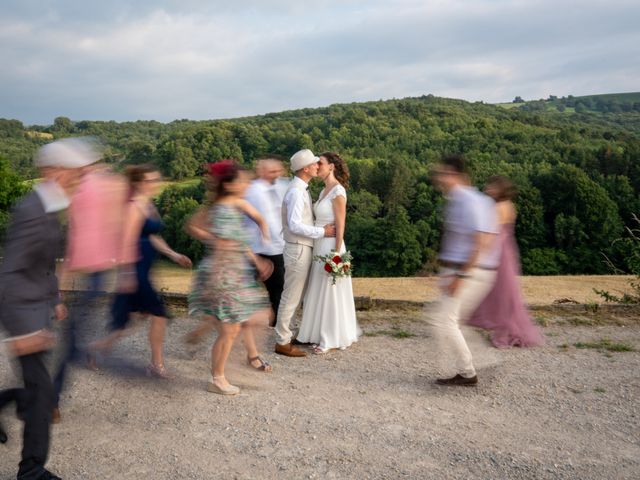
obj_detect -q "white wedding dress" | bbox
[297,184,360,351]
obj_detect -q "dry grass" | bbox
[351,275,636,305]
[60,263,635,305]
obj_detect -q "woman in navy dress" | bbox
[89,165,192,377]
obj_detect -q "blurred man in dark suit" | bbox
[0,138,94,480]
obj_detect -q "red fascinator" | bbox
[206,159,237,179]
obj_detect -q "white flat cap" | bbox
[290,149,319,172]
[35,137,102,169]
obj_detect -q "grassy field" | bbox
[495,92,640,113]
[61,262,635,305]
[158,177,200,191]
[494,101,569,112]
[494,102,522,109]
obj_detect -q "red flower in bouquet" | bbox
[314,251,354,285]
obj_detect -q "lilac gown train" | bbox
[468,223,544,348]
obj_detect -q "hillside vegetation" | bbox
[2,93,640,276]
[502,92,640,114]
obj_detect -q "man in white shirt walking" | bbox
[429,155,500,386]
[245,157,287,327]
[274,149,335,357]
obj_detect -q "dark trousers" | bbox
[259,253,285,327]
[0,351,54,480]
[53,271,105,407]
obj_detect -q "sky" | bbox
[1,0,639,125]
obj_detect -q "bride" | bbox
[296,152,360,354]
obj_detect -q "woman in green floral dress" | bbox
[188,160,273,395]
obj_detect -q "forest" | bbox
[1,92,640,277]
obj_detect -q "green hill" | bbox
[2,93,640,176]
[2,93,640,277]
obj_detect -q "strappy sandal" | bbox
[247,355,273,372]
[145,363,174,379]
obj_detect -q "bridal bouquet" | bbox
[314,251,353,285]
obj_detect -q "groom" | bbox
[274,149,335,357]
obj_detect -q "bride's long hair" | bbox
[320,152,350,189]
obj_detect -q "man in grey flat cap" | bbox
[274,149,335,357]
[0,138,93,480]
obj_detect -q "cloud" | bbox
[0,0,638,124]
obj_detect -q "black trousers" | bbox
[259,253,285,326]
[0,351,54,480]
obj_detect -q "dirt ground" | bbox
[1,299,639,479]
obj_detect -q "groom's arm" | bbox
[286,189,328,239]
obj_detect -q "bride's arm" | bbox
[332,194,347,252]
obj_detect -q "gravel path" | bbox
[1,303,639,479]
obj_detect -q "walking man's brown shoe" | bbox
[435,374,478,386]
[52,407,62,424]
[275,342,307,357]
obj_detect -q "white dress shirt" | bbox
[34,180,70,213]
[283,177,324,240]
[439,185,500,268]
[245,178,285,255]
[274,176,290,201]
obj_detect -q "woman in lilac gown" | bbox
[468,176,544,348]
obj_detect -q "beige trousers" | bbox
[429,267,497,378]
[275,243,314,345]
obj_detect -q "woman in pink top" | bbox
[468,176,544,348]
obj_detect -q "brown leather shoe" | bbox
[436,374,478,386]
[275,342,307,357]
[51,407,61,424]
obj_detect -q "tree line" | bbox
[1,94,640,276]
